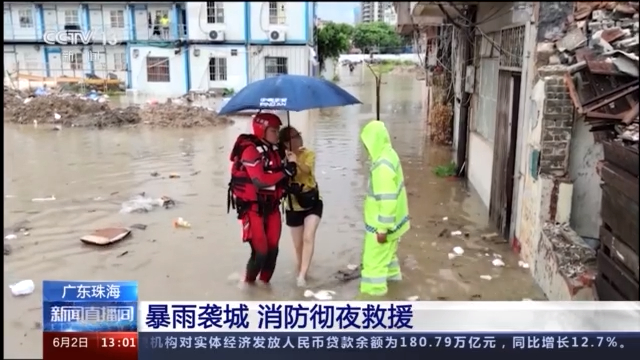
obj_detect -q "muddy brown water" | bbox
[3,67,545,358]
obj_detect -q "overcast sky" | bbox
[317,2,359,24]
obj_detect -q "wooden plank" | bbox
[597,250,639,300]
[601,162,639,204]
[600,184,639,253]
[600,225,640,281]
[488,71,512,237]
[595,274,627,301]
[602,141,639,177]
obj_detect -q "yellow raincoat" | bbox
[359,120,410,296]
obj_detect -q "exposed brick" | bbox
[539,75,574,176]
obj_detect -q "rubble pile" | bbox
[137,103,233,128]
[3,87,233,128]
[538,2,639,141]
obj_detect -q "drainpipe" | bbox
[456,5,477,176]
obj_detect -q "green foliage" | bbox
[316,22,352,72]
[352,22,401,52]
[432,162,458,177]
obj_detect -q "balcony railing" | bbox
[3,24,187,42]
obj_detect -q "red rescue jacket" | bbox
[227,134,286,215]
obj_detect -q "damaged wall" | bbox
[515,73,594,300]
[513,1,603,300]
[535,1,639,240]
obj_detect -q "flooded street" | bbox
[4,65,544,358]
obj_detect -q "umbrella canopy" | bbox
[218,75,361,115]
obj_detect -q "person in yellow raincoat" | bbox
[359,120,410,296]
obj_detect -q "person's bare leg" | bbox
[297,214,321,286]
[290,225,304,274]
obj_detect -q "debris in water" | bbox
[522,298,533,301]
[120,194,173,213]
[452,246,464,255]
[169,173,181,179]
[406,296,420,301]
[480,275,493,281]
[54,113,61,120]
[442,217,448,221]
[150,172,160,177]
[447,253,458,260]
[80,228,131,246]
[5,234,17,240]
[9,279,35,296]
[160,196,176,208]
[481,232,499,240]
[438,228,448,237]
[492,258,506,267]
[32,195,56,202]
[130,224,148,230]
[173,217,191,228]
[4,244,12,255]
[117,251,129,258]
[518,260,530,269]
[304,290,336,300]
[451,230,462,236]
[190,171,201,176]
[336,264,361,281]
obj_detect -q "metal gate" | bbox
[488,24,525,238]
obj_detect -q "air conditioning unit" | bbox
[209,30,225,42]
[268,28,286,43]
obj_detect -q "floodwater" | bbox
[3,64,544,358]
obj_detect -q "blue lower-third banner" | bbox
[139,332,639,360]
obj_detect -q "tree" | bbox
[315,22,353,72]
[352,22,401,53]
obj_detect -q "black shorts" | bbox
[285,200,323,227]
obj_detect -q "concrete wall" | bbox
[129,45,186,97]
[185,2,312,44]
[186,2,245,42]
[188,44,247,92]
[568,117,603,240]
[249,2,311,44]
[247,45,309,82]
[467,132,494,208]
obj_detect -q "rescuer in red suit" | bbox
[228,113,296,284]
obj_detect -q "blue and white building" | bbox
[3,2,317,97]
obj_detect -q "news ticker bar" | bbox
[43,332,137,360]
[136,332,637,360]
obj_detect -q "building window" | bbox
[70,53,83,71]
[110,10,125,28]
[264,57,287,78]
[146,57,170,82]
[155,10,169,20]
[209,58,227,81]
[18,10,33,28]
[206,2,224,24]
[268,2,286,25]
[64,10,79,26]
[113,53,126,71]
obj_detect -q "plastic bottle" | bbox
[173,217,191,228]
[9,279,35,296]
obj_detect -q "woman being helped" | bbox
[279,126,323,287]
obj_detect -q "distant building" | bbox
[353,7,361,24]
[382,6,397,26]
[360,2,391,23]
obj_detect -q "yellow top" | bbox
[287,148,320,211]
[159,17,169,26]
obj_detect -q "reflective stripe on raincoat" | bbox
[360,120,410,240]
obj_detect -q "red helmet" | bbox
[252,113,282,139]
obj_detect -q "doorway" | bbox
[489,71,521,239]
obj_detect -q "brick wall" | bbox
[538,68,573,175]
